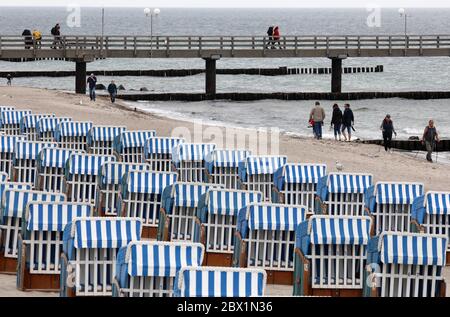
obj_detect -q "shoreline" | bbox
[0,86,449,191]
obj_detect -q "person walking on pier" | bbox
[32,29,42,49]
[380,114,397,152]
[266,26,274,49]
[422,119,440,163]
[108,80,118,103]
[310,101,325,140]
[342,103,354,141]
[331,103,343,141]
[6,74,12,86]
[87,73,97,102]
[22,29,33,49]
[273,26,281,49]
[51,23,61,49]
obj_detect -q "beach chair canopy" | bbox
[238,155,287,181]
[116,241,204,278]
[274,163,327,190]
[99,162,150,186]
[124,171,178,194]
[378,232,447,266]
[0,182,32,204]
[113,131,156,152]
[54,121,93,140]
[327,173,373,194]
[13,141,58,161]
[20,113,55,131]
[0,135,26,154]
[87,125,127,144]
[374,182,424,205]
[0,110,32,126]
[0,106,15,112]
[65,153,115,178]
[144,137,185,157]
[173,183,213,208]
[411,192,450,225]
[204,189,263,217]
[36,117,72,134]
[27,202,92,232]
[37,147,83,169]
[172,143,216,165]
[205,149,251,172]
[174,266,267,297]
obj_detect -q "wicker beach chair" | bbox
[172,143,216,182]
[194,188,262,266]
[314,172,373,216]
[205,149,250,189]
[364,232,447,297]
[113,130,156,163]
[95,162,151,217]
[113,241,204,297]
[36,117,72,142]
[293,215,372,296]
[60,217,142,297]
[143,136,184,172]
[117,170,177,239]
[174,266,267,297]
[0,135,26,177]
[54,121,93,151]
[87,125,126,155]
[19,113,55,141]
[0,110,32,135]
[365,182,424,235]
[17,202,92,291]
[234,202,309,285]
[272,163,327,211]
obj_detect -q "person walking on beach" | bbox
[87,73,97,102]
[331,103,343,141]
[273,26,281,49]
[309,101,326,140]
[342,103,354,141]
[6,74,12,86]
[51,23,61,49]
[422,119,440,163]
[266,26,274,49]
[108,80,118,103]
[380,114,397,152]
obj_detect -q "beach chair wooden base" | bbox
[157,209,170,242]
[446,252,450,266]
[368,281,446,297]
[0,254,18,274]
[203,252,233,267]
[266,270,293,285]
[309,288,363,297]
[20,271,60,291]
[141,227,157,240]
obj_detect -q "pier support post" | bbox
[204,55,221,97]
[330,55,347,93]
[75,60,87,94]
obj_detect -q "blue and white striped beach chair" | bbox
[36,117,72,142]
[12,140,58,184]
[273,163,327,211]
[35,147,83,193]
[0,106,15,112]
[54,121,93,151]
[113,241,204,297]
[0,110,32,135]
[238,155,287,202]
[195,188,263,266]
[63,153,115,203]
[87,125,126,155]
[411,192,450,264]
[315,172,373,216]
[158,182,214,242]
[174,266,267,297]
[293,215,372,296]
[234,202,309,285]
[113,130,156,163]
[17,202,92,291]
[172,143,216,182]
[0,188,65,273]
[205,149,250,189]
[365,182,424,235]
[143,136,184,172]
[118,171,178,238]
[19,113,55,141]
[60,217,142,297]
[96,162,151,217]
[0,135,25,176]
[364,232,447,297]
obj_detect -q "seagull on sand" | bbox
[336,160,344,172]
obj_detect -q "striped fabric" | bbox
[0,106,15,112]
[0,135,25,153]
[66,153,115,177]
[379,232,447,266]
[327,173,373,194]
[247,203,307,231]
[126,171,178,194]
[172,143,216,163]
[176,267,266,297]
[54,121,93,140]
[206,149,250,170]
[27,202,92,232]
[144,137,184,157]
[3,189,66,218]
[114,131,156,152]
[375,182,424,204]
[36,117,72,134]
[0,183,32,204]
[207,189,263,216]
[100,162,150,185]
[87,125,126,144]
[309,215,372,245]
[13,141,58,160]
[125,241,204,277]
[173,183,211,208]
[274,163,326,189]
[72,217,142,249]
[38,147,80,169]
[20,114,55,131]
[425,192,450,215]
[0,110,32,126]
[240,156,287,178]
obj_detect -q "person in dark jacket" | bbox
[87,73,97,101]
[331,103,343,141]
[22,29,33,49]
[108,80,118,103]
[422,119,440,163]
[342,103,354,141]
[6,74,12,86]
[266,26,274,49]
[380,114,397,152]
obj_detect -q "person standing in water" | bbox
[380,114,397,152]
[422,119,440,163]
[331,103,343,141]
[342,103,354,141]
